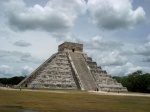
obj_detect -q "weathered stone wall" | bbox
[21,52,78,89]
[28,52,78,89]
[58,42,83,52]
[18,53,58,87]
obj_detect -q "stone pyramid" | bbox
[18,42,127,91]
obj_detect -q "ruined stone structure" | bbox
[18,42,127,91]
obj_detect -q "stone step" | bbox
[69,52,97,90]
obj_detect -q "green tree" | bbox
[0,76,25,85]
[113,70,150,93]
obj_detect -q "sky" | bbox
[0,0,150,78]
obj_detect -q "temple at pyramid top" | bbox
[18,41,127,91]
[58,42,83,52]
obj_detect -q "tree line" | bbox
[0,76,25,86]
[113,70,150,93]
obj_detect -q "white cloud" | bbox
[87,0,146,30]
[0,50,42,63]
[0,64,33,77]
[99,51,127,66]
[0,65,14,77]
[20,66,33,76]
[74,35,123,51]
[137,41,150,62]
[143,56,150,62]
[136,41,150,56]
[104,62,150,76]
[14,40,31,47]
[148,34,150,40]
[4,0,86,37]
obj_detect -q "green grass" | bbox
[0,89,150,112]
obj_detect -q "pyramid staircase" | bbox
[69,52,97,90]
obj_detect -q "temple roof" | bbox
[58,42,83,52]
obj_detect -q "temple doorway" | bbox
[72,49,75,52]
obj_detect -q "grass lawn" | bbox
[0,89,150,112]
